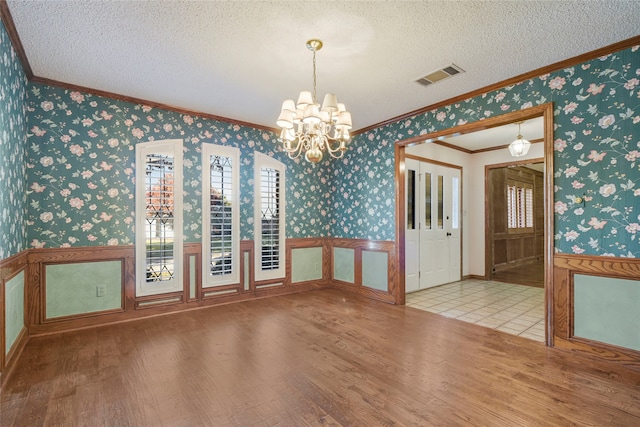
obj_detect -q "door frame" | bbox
[395,102,554,346]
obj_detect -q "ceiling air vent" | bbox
[415,64,464,87]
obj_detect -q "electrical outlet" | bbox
[96,284,106,297]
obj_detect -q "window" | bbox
[507,179,534,233]
[451,176,459,229]
[407,169,416,230]
[135,140,183,296]
[437,174,444,229]
[254,152,286,281]
[424,172,432,229]
[202,144,240,287]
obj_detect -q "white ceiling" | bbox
[6,1,640,132]
[443,116,544,152]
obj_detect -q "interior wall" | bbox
[24,83,330,249]
[333,44,640,261]
[0,19,28,260]
[9,37,640,265]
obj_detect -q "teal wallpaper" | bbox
[25,84,332,248]
[332,44,640,257]
[6,31,639,259]
[0,20,28,259]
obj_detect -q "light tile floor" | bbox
[406,279,545,342]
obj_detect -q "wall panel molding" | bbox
[286,237,330,287]
[328,238,397,304]
[19,240,333,337]
[553,254,640,370]
[0,250,29,389]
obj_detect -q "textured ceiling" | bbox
[6,1,640,133]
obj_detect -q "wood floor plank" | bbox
[2,288,640,426]
[492,260,544,287]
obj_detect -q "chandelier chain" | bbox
[312,49,317,103]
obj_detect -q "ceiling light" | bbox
[276,39,352,164]
[508,122,531,157]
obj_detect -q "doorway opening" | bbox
[395,103,554,345]
[487,161,544,288]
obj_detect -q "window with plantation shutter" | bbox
[507,179,534,233]
[254,152,286,281]
[202,144,239,287]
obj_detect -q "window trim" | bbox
[135,139,183,297]
[202,143,240,287]
[507,179,534,234]
[254,152,286,281]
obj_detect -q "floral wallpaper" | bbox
[5,26,639,260]
[332,44,640,258]
[329,139,395,241]
[25,83,331,248]
[0,20,28,260]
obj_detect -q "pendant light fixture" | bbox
[508,121,531,157]
[275,39,352,164]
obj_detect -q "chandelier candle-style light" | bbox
[508,121,531,157]
[276,39,352,163]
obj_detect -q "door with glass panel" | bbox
[405,158,421,293]
[405,159,461,292]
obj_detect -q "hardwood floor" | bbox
[2,288,639,426]
[492,259,545,287]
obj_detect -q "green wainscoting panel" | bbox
[291,247,323,283]
[574,274,640,351]
[362,250,388,291]
[333,247,354,283]
[5,270,25,355]
[189,255,196,299]
[46,261,122,318]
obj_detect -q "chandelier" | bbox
[276,39,352,163]
[508,121,531,157]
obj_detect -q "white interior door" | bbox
[404,158,420,293]
[406,160,461,292]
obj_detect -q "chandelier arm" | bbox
[285,134,306,159]
[288,141,304,159]
[325,139,344,153]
